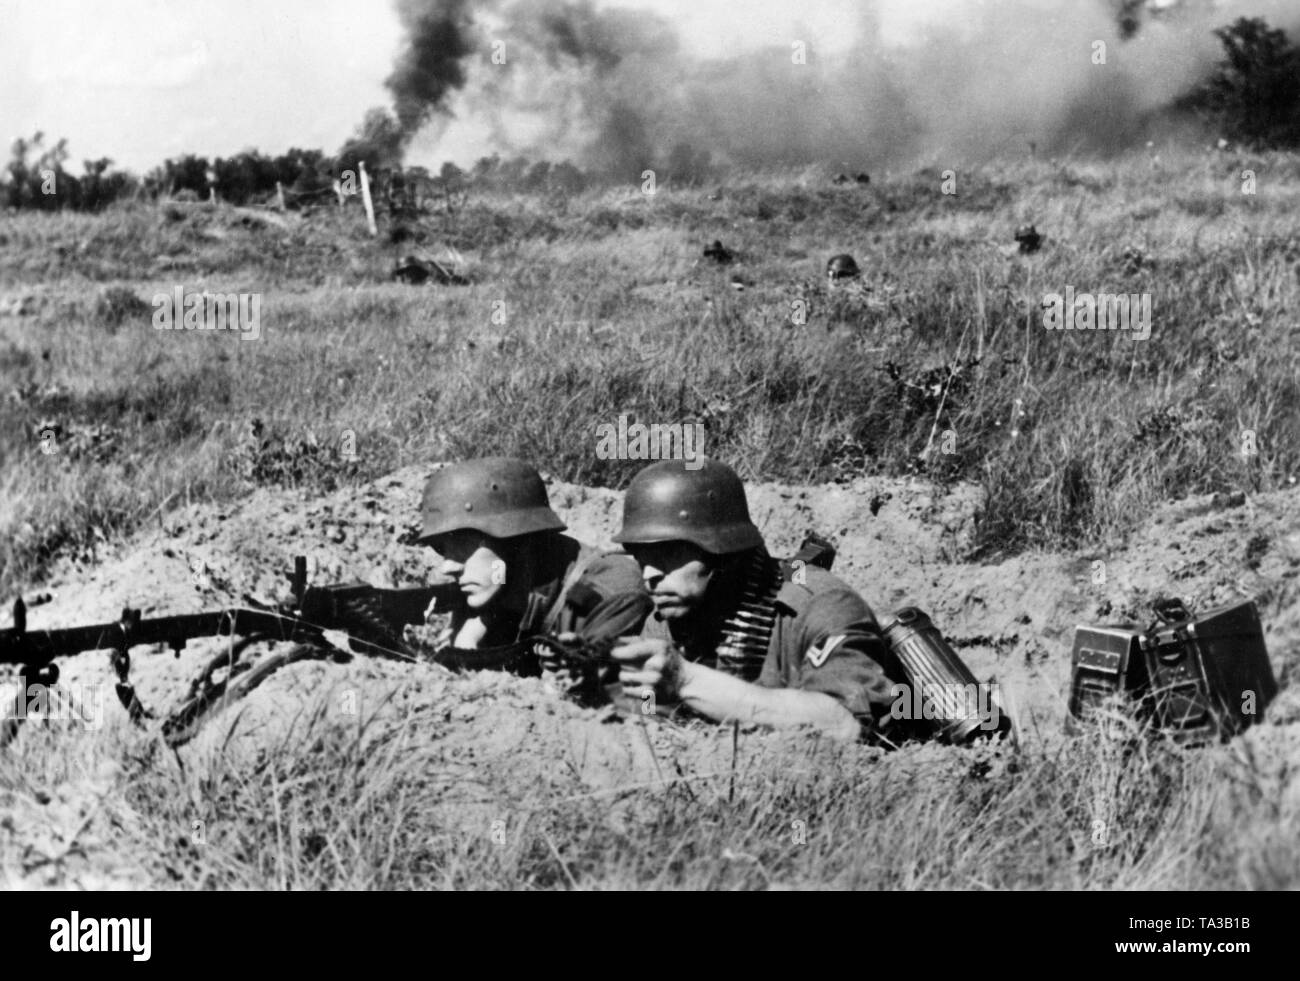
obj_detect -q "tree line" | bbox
[2,130,598,213]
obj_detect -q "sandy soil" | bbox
[3,466,1299,886]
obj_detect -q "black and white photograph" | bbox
[0,0,1297,924]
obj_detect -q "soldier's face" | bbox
[430,530,509,610]
[626,541,714,621]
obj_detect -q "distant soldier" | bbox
[826,253,861,283]
[414,458,651,672]
[598,459,905,741]
[703,240,734,264]
[1014,224,1043,254]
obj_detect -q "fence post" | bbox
[358,161,378,237]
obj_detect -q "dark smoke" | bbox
[385,0,478,139]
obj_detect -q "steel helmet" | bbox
[417,457,565,543]
[826,253,861,282]
[612,459,764,555]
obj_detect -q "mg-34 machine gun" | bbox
[0,557,453,748]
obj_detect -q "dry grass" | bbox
[3,151,1300,590]
[1,683,1295,889]
[2,150,1300,889]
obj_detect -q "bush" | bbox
[93,287,153,332]
[1183,17,1300,148]
[3,134,137,211]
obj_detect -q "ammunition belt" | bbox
[417,614,539,674]
[531,635,616,666]
[430,641,534,673]
[711,552,782,682]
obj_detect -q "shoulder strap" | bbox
[775,559,816,615]
[540,552,599,635]
[513,551,600,640]
[791,532,836,571]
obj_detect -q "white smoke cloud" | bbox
[400,0,1300,174]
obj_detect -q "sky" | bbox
[1,0,932,174]
[1,0,405,171]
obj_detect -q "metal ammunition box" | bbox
[1067,601,1277,744]
[1067,625,1147,729]
[1140,600,1276,744]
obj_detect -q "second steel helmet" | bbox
[417,457,565,543]
[612,459,764,555]
[826,253,861,282]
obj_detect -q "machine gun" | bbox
[0,556,454,748]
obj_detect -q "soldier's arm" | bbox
[664,586,898,740]
[784,588,899,726]
[614,639,861,739]
[674,663,861,740]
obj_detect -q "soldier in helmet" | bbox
[597,459,902,741]
[414,457,651,672]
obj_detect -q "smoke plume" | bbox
[379,0,1300,175]
[385,0,478,139]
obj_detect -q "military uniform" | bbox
[426,538,649,669]
[612,458,902,736]
[645,553,901,729]
[414,458,651,671]
[758,564,898,722]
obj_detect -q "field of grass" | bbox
[4,149,1300,595]
[4,671,1298,890]
[3,149,1300,890]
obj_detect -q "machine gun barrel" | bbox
[0,605,314,669]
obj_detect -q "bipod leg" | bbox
[111,647,153,727]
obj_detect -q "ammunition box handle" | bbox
[1152,597,1192,625]
[1154,639,1187,665]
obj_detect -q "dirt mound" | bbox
[6,466,1300,807]
[4,466,1300,889]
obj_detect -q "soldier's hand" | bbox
[611,638,687,703]
[537,632,589,691]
